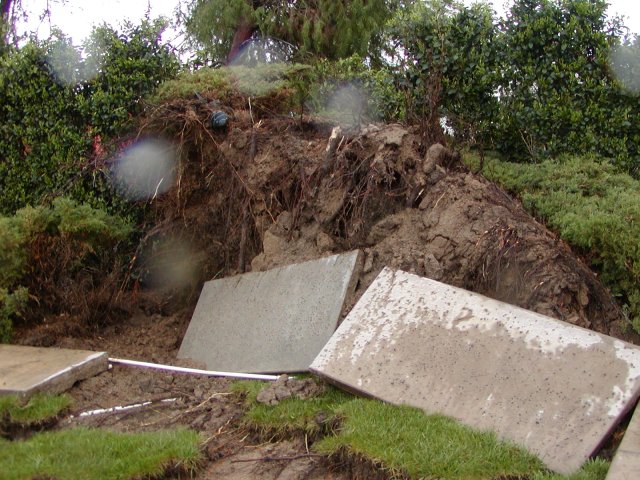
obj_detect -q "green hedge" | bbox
[477,153,640,332]
[0,19,179,215]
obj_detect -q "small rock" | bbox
[363,252,375,274]
[424,253,444,281]
[316,231,335,253]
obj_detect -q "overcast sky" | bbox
[17,0,640,46]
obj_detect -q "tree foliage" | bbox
[376,0,640,172]
[494,0,633,163]
[184,0,400,64]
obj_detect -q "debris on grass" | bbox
[0,427,202,480]
[255,374,325,406]
[233,380,350,439]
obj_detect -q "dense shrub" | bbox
[310,55,404,123]
[478,154,640,332]
[0,198,131,342]
[494,0,640,169]
[387,0,499,144]
[0,19,179,215]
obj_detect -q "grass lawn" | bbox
[0,427,202,480]
[235,380,610,480]
[0,393,72,427]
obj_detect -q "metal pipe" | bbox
[108,357,281,381]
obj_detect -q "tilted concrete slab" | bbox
[0,345,107,398]
[606,402,640,480]
[310,268,640,475]
[178,251,362,374]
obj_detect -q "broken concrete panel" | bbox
[606,402,640,480]
[310,268,640,475]
[179,251,362,374]
[0,345,107,398]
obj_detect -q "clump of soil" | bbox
[256,375,325,406]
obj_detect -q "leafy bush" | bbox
[387,0,499,144]
[493,0,640,171]
[0,198,131,342]
[310,55,405,123]
[0,19,179,215]
[477,153,640,331]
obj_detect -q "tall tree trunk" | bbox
[227,16,256,65]
[0,0,12,19]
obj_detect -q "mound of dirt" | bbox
[136,100,632,341]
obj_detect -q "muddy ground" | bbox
[11,97,640,478]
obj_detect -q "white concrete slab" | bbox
[178,251,362,374]
[0,345,108,398]
[310,268,640,475]
[606,402,640,480]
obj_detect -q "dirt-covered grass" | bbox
[0,393,72,428]
[466,151,640,333]
[0,427,202,480]
[233,379,351,438]
[235,380,609,480]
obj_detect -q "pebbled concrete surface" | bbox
[0,345,107,398]
[179,251,362,374]
[311,267,640,474]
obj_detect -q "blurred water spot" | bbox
[324,83,370,127]
[609,44,640,94]
[228,37,292,96]
[230,37,290,67]
[140,237,200,291]
[112,139,177,201]
[46,41,99,85]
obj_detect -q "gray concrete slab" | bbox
[178,251,362,374]
[606,402,640,480]
[310,267,640,475]
[0,345,107,398]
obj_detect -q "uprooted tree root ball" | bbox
[136,94,632,341]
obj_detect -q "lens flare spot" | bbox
[112,140,177,201]
[609,44,640,95]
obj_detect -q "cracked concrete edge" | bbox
[606,401,640,480]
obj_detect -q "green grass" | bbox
[465,151,640,332]
[0,393,72,426]
[0,427,202,480]
[151,67,233,102]
[235,380,610,480]
[532,459,611,480]
[233,380,351,437]
[150,63,300,103]
[316,400,544,479]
